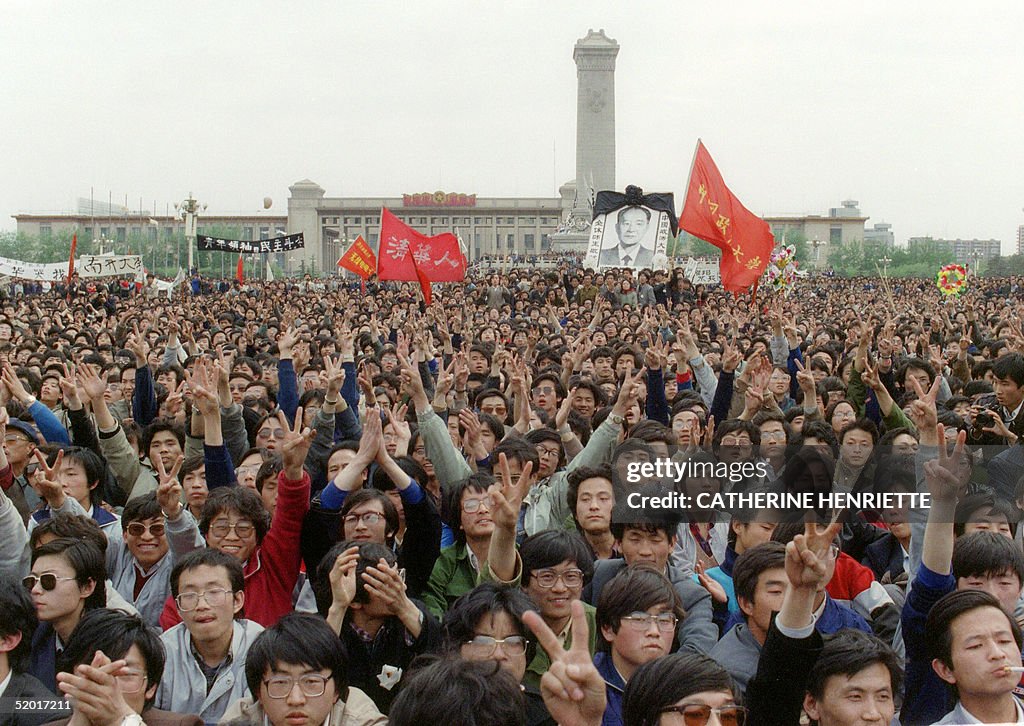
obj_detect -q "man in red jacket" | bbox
[158,410,312,629]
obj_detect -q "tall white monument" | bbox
[555,29,619,249]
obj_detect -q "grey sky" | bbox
[3,1,1022,250]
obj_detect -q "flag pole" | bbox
[678,139,703,267]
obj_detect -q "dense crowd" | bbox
[2,262,1024,726]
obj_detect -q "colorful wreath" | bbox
[936,264,967,296]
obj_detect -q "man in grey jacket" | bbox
[156,548,264,723]
[583,505,718,656]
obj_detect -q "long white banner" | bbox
[0,255,144,281]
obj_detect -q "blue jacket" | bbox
[901,563,956,726]
[594,651,625,726]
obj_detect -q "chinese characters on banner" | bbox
[376,208,466,304]
[678,140,774,294]
[0,255,143,281]
[196,233,305,254]
[337,236,377,280]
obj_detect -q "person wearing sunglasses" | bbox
[103,491,186,628]
[26,538,106,693]
[622,652,745,726]
[54,609,203,726]
[220,613,384,726]
[0,574,69,724]
[157,548,262,723]
[595,566,685,726]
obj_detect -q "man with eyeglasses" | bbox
[53,609,203,726]
[594,565,685,726]
[157,549,263,723]
[1,418,42,526]
[221,613,384,726]
[440,583,559,724]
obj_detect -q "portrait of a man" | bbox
[599,205,655,268]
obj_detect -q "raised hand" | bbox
[77,362,108,403]
[489,453,533,533]
[184,359,219,417]
[58,362,82,410]
[155,453,184,517]
[328,545,360,612]
[32,449,65,507]
[56,650,136,726]
[280,407,316,479]
[695,560,728,604]
[523,601,607,726]
[785,515,843,590]
[323,355,346,399]
[907,373,941,435]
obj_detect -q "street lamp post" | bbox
[174,193,206,275]
[879,255,892,278]
[811,239,823,269]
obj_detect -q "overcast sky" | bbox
[3,1,1022,249]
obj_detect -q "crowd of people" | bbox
[1,261,1024,726]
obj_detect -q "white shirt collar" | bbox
[956,695,1024,723]
[0,669,12,699]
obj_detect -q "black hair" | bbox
[199,487,272,545]
[566,464,616,531]
[255,456,284,495]
[491,437,541,475]
[30,538,107,611]
[169,548,245,599]
[53,447,106,506]
[732,542,787,613]
[622,652,739,726]
[595,565,683,652]
[388,658,525,726]
[58,609,165,710]
[371,455,427,493]
[141,419,185,458]
[0,574,37,671]
[339,489,400,544]
[952,530,1024,584]
[441,583,538,663]
[442,473,494,545]
[926,589,1022,671]
[519,530,594,589]
[838,417,879,445]
[121,491,163,528]
[245,613,350,703]
[609,494,682,543]
[31,513,108,554]
[993,352,1024,387]
[807,629,904,704]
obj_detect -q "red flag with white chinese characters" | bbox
[376,208,466,305]
[337,236,377,280]
[678,140,774,294]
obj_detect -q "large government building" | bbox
[11,29,876,275]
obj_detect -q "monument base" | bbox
[550,231,590,252]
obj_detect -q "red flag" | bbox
[236,254,244,284]
[678,141,774,294]
[67,233,78,282]
[337,236,377,279]
[376,208,466,305]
